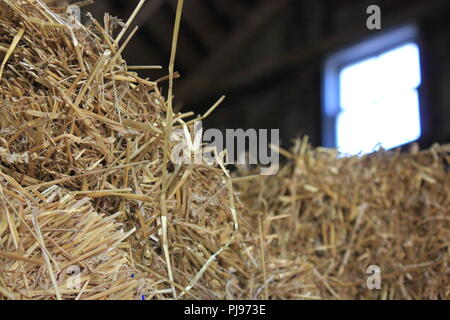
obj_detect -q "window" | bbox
[323,25,422,155]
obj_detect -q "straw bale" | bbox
[0,173,137,300]
[0,1,448,300]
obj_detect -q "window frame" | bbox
[322,24,422,150]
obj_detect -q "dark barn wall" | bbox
[420,8,450,146]
[83,0,449,149]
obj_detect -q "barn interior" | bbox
[0,0,449,300]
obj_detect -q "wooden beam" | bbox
[134,0,165,26]
[176,0,290,102]
[303,0,325,44]
[210,0,251,26]
[145,4,199,72]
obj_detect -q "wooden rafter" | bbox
[176,0,290,103]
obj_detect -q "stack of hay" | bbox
[0,0,241,300]
[0,172,137,299]
[235,138,449,299]
[0,0,448,300]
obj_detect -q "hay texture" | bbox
[235,138,450,299]
[0,0,238,300]
[0,1,449,300]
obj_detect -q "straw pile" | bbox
[235,138,450,299]
[0,0,240,300]
[0,174,137,299]
[0,1,449,300]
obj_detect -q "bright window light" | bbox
[337,43,422,155]
[322,25,423,156]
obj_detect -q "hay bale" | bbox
[235,138,450,299]
[0,173,137,300]
[0,1,448,300]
